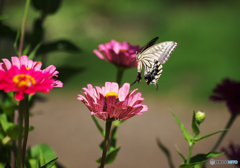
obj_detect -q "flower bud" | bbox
[195,111,206,123]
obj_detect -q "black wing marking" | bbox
[139,37,159,54]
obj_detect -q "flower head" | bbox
[221,142,240,162]
[210,78,240,115]
[93,40,141,68]
[0,55,63,100]
[77,82,148,120]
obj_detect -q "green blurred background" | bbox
[1,1,240,167]
[1,0,240,103]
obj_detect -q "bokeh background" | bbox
[0,0,240,167]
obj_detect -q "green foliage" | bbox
[171,112,192,145]
[156,138,175,168]
[4,163,11,168]
[26,144,58,168]
[93,118,125,166]
[191,112,200,137]
[194,129,228,143]
[36,40,80,56]
[96,146,121,166]
[91,115,105,137]
[31,0,62,15]
[158,111,225,167]
[179,152,223,168]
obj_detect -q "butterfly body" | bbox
[131,37,178,90]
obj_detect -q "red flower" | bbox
[93,40,141,68]
[77,82,148,120]
[0,56,63,100]
[210,78,240,115]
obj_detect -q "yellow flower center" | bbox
[12,74,36,88]
[106,92,118,99]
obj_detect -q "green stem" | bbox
[116,67,125,86]
[18,0,31,56]
[21,95,29,168]
[11,140,16,168]
[17,97,25,168]
[100,119,113,168]
[211,114,237,151]
[186,139,194,164]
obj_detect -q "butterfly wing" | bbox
[138,37,159,54]
[142,41,178,64]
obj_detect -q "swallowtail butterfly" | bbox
[131,37,178,90]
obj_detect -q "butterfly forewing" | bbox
[138,37,159,54]
[141,41,178,64]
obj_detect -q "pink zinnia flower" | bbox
[77,82,148,120]
[210,78,240,115]
[93,40,141,68]
[0,55,63,100]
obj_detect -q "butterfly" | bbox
[131,37,178,90]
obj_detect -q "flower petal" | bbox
[118,83,130,101]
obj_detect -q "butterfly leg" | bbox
[131,72,142,86]
[155,83,158,91]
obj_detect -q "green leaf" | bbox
[171,112,192,145]
[31,19,44,46]
[4,163,11,168]
[113,119,126,127]
[156,138,175,168]
[28,42,42,60]
[31,144,56,163]
[96,146,121,165]
[179,164,194,168]
[194,129,228,143]
[13,30,20,57]
[23,44,31,55]
[194,164,201,168]
[180,152,223,166]
[99,125,119,152]
[7,92,19,105]
[40,157,58,168]
[175,145,186,161]
[36,40,80,55]
[38,150,46,166]
[1,99,15,116]
[0,113,14,132]
[31,0,62,15]
[191,111,200,137]
[6,125,34,141]
[91,115,105,137]
[29,125,35,132]
[28,159,39,168]
[56,66,85,84]
[6,125,19,141]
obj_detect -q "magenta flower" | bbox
[93,40,141,68]
[221,142,240,163]
[210,78,240,115]
[77,82,148,120]
[0,55,63,100]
